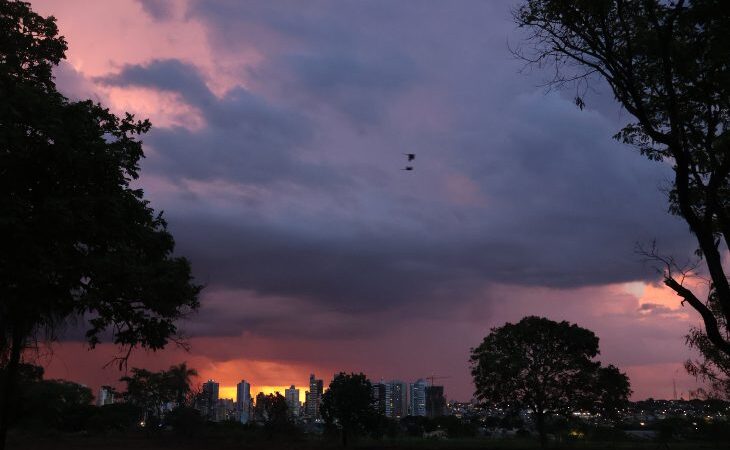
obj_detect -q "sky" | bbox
[28,0,711,402]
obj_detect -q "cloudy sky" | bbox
[31,0,708,401]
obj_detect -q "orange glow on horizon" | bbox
[219,385,306,403]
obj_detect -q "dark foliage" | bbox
[0,1,201,448]
[20,380,94,431]
[86,404,145,434]
[164,406,206,437]
[321,372,382,446]
[253,392,294,439]
[400,415,478,439]
[120,363,198,421]
[470,316,631,447]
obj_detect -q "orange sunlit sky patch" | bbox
[219,386,306,404]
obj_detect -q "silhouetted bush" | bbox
[86,404,143,433]
[17,378,94,432]
[165,406,206,437]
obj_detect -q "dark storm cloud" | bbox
[97,59,342,187]
[98,59,212,107]
[182,289,389,340]
[251,50,418,124]
[186,0,440,125]
[135,0,175,20]
[155,89,691,313]
[167,216,484,311]
[85,1,697,339]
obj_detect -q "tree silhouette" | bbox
[0,1,200,447]
[252,392,290,438]
[121,368,167,423]
[263,392,289,426]
[321,372,379,446]
[593,364,633,421]
[120,363,199,422]
[165,363,199,407]
[514,0,730,389]
[21,379,94,432]
[470,316,631,448]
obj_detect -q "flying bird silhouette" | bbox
[404,153,415,161]
[402,166,414,171]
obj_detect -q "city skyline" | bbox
[189,374,445,422]
[29,0,708,402]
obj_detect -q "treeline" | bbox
[5,362,226,436]
[5,364,474,444]
[9,364,140,434]
[6,363,729,448]
[0,365,507,442]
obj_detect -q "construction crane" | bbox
[426,375,451,386]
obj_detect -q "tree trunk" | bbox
[341,427,348,447]
[0,329,23,450]
[671,147,730,358]
[535,410,547,449]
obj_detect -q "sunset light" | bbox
[25,0,710,403]
[3,0,730,448]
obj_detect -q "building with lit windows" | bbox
[305,374,323,420]
[385,380,408,418]
[409,379,427,416]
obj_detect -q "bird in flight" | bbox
[402,153,415,171]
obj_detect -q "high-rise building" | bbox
[425,385,446,418]
[284,385,300,417]
[305,374,323,420]
[385,380,408,418]
[409,379,427,416]
[371,382,386,415]
[97,386,115,406]
[236,380,251,423]
[201,380,220,420]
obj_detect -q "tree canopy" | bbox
[321,372,379,446]
[470,316,631,447]
[0,1,200,447]
[514,0,730,397]
[253,391,290,438]
[120,363,198,421]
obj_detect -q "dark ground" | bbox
[5,433,729,450]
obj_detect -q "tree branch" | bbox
[665,276,730,355]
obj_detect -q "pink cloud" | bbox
[30,1,211,78]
